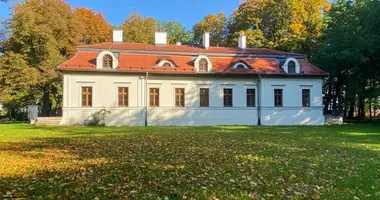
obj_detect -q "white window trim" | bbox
[231,62,250,69]
[96,51,118,69]
[156,60,176,67]
[194,55,213,72]
[282,58,300,74]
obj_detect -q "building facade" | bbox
[58,31,326,126]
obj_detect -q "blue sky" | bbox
[0,0,240,29]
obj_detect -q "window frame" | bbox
[223,88,233,107]
[118,87,129,107]
[199,88,209,107]
[81,86,93,107]
[102,54,113,68]
[247,89,256,107]
[149,88,160,107]
[199,58,208,72]
[274,89,283,107]
[302,89,310,107]
[288,61,296,73]
[175,88,185,107]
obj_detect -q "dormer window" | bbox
[282,58,300,74]
[96,51,118,69]
[231,62,250,70]
[236,64,246,69]
[288,61,296,73]
[199,58,208,72]
[162,62,172,67]
[156,59,176,67]
[103,54,113,68]
[194,55,212,72]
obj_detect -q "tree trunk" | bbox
[42,90,51,117]
[348,101,355,118]
[358,97,365,120]
[369,99,372,121]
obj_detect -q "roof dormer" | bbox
[96,51,118,69]
[156,59,177,67]
[231,61,250,70]
[194,55,213,73]
[282,58,300,74]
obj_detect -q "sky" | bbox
[0,0,240,29]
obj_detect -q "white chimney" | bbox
[238,33,246,49]
[113,30,123,43]
[203,32,210,49]
[155,32,167,46]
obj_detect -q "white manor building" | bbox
[57,30,327,126]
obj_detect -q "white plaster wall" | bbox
[260,77,324,125]
[61,73,258,126]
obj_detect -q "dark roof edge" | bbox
[56,68,326,77]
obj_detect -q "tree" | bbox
[157,21,192,44]
[193,12,227,46]
[227,0,330,54]
[120,11,156,44]
[74,8,112,44]
[1,0,82,116]
[312,0,380,119]
[0,53,38,119]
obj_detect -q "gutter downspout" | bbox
[257,73,262,126]
[145,72,149,127]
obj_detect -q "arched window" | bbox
[236,64,246,69]
[288,61,296,73]
[199,58,208,72]
[162,62,172,67]
[103,54,113,68]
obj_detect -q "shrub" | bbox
[84,108,111,126]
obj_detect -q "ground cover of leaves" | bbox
[0,124,379,199]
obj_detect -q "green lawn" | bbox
[0,124,379,199]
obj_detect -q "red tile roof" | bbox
[58,42,326,76]
[78,42,303,56]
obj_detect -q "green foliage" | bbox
[0,124,379,199]
[120,11,157,44]
[84,108,111,126]
[226,0,330,53]
[193,12,227,46]
[157,20,192,44]
[1,0,82,116]
[312,0,380,118]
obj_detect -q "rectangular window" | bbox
[274,89,283,107]
[200,88,209,107]
[175,88,185,107]
[247,89,256,107]
[302,89,310,107]
[118,87,128,107]
[81,87,92,107]
[150,88,159,107]
[223,89,233,107]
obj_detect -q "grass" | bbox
[0,124,379,199]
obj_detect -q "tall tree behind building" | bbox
[312,0,380,119]
[227,0,330,54]
[120,11,156,44]
[74,7,112,45]
[193,12,227,46]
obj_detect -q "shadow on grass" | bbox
[1,124,380,199]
